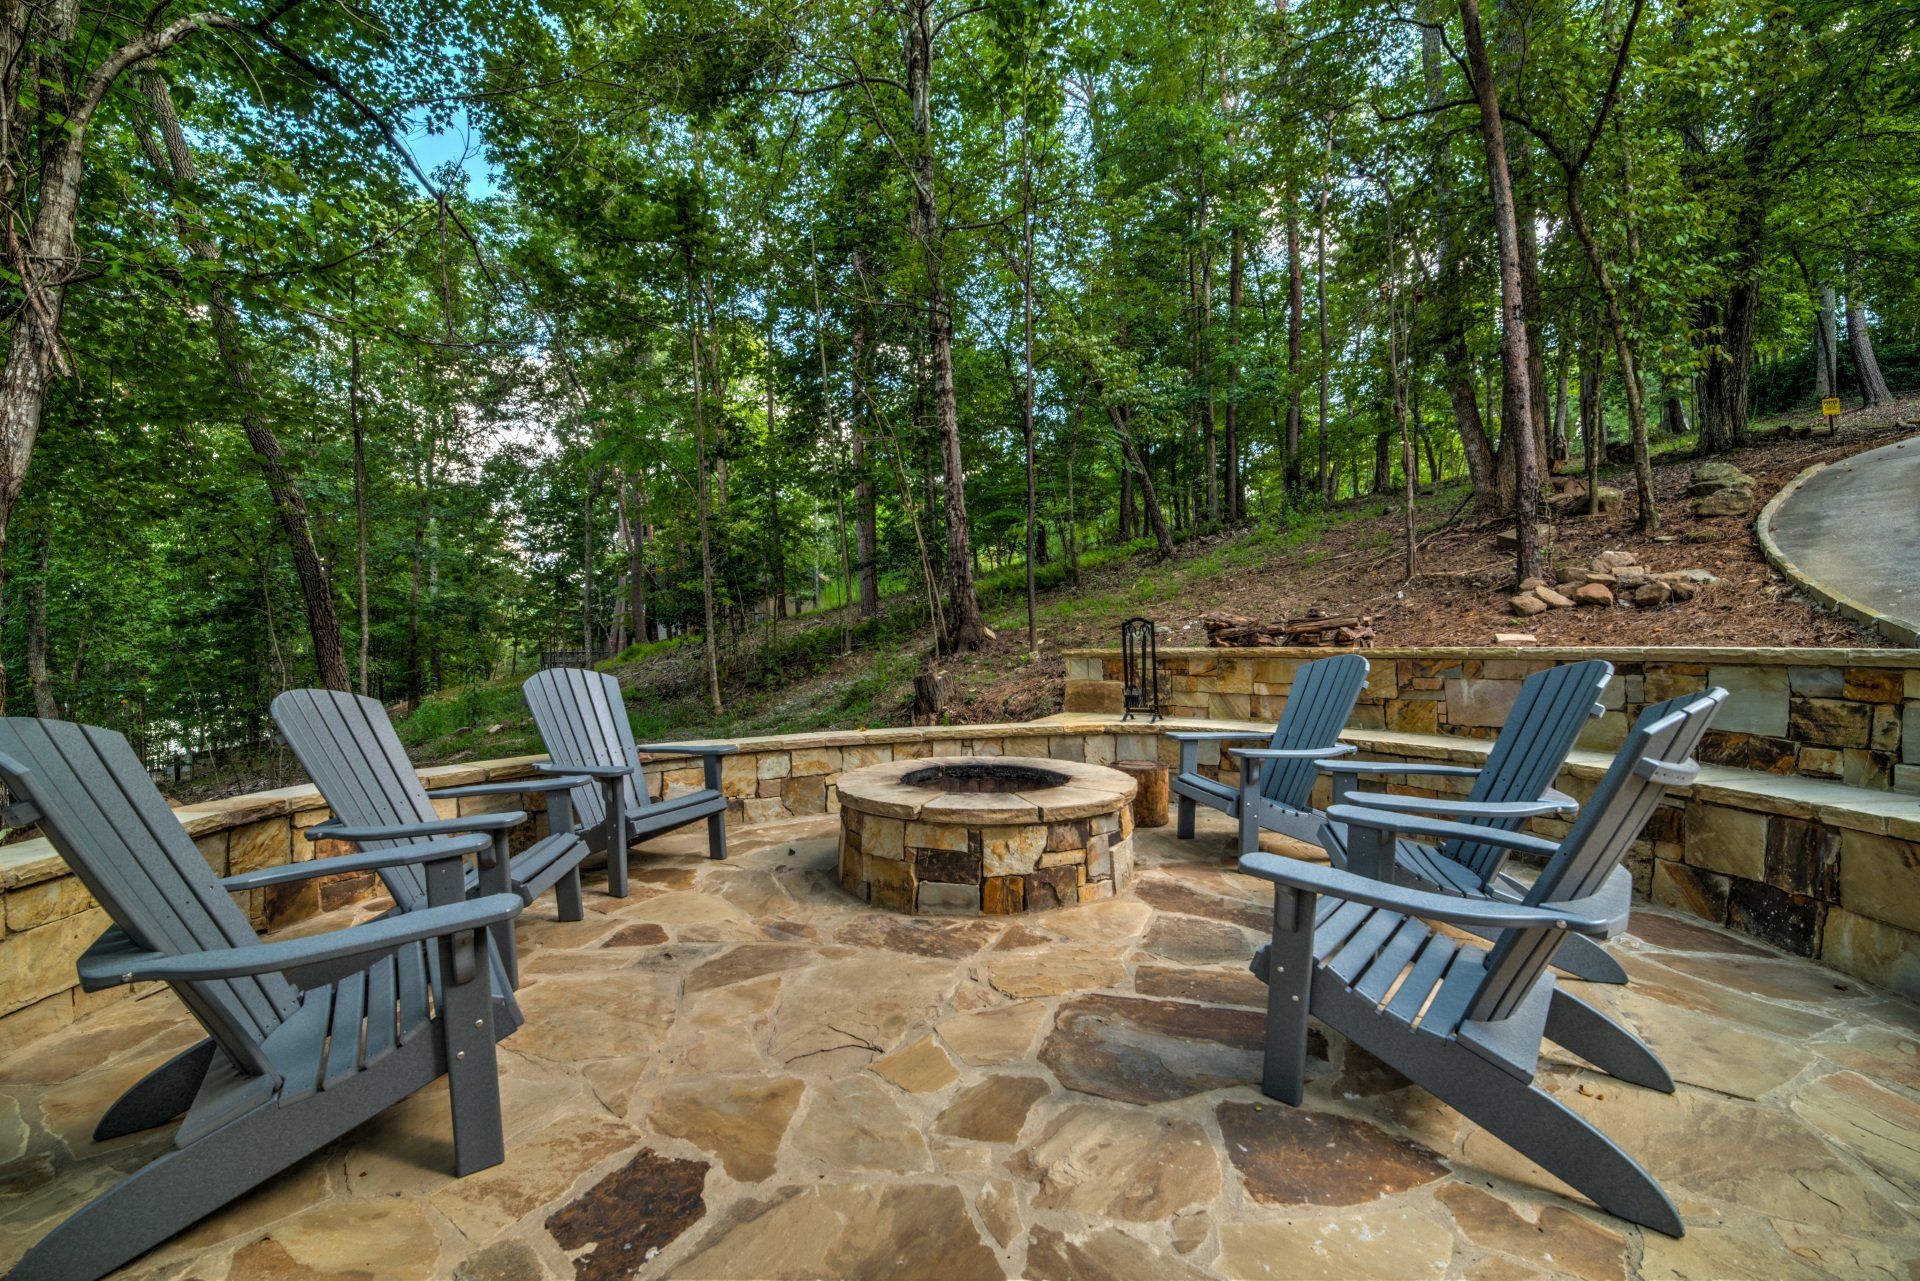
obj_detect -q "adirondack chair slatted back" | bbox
[0,720,297,1076]
[1262,654,1370,806]
[1444,659,1614,881]
[523,668,646,834]
[1465,688,1724,1024]
[272,690,439,912]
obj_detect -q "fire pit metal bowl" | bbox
[835,755,1138,915]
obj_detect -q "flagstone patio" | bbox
[4,810,1918,1281]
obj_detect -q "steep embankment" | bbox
[399,404,1914,766]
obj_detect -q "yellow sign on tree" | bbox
[1821,396,1843,417]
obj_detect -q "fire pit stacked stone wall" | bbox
[835,757,1137,915]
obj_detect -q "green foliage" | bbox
[5,0,1917,766]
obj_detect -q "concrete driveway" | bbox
[1765,434,1920,646]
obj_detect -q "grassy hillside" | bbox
[393,404,1915,768]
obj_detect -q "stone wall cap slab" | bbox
[0,838,67,890]
[838,757,1136,823]
[920,793,1045,825]
[1060,645,1920,668]
[1022,784,1137,821]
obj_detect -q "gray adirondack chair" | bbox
[522,667,733,898]
[1169,653,1369,850]
[1241,688,1725,1236]
[272,689,591,988]
[0,719,522,1281]
[1317,658,1623,982]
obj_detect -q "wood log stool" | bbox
[1110,759,1170,829]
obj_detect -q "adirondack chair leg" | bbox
[602,777,629,897]
[554,867,585,921]
[1549,933,1630,984]
[438,929,507,1176]
[1451,1056,1682,1236]
[707,809,728,860]
[1258,886,1318,1106]
[1546,990,1674,1092]
[6,1111,293,1281]
[1176,795,1196,840]
[93,1039,217,1140]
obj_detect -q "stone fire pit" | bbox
[836,756,1137,915]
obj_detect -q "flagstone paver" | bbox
[4,808,1920,1279]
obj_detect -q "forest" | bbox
[1,0,1916,769]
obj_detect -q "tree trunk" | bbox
[349,328,371,694]
[1021,97,1038,651]
[633,477,651,640]
[1423,20,1502,511]
[1315,179,1332,500]
[1514,143,1551,464]
[1579,319,1604,514]
[687,269,723,715]
[1224,225,1243,523]
[143,71,350,690]
[1813,286,1834,399]
[1197,182,1218,526]
[1460,0,1542,584]
[1696,105,1773,453]
[1846,292,1895,407]
[850,251,880,617]
[1107,401,1174,560]
[1659,380,1687,436]
[1285,205,1305,496]
[26,534,58,717]
[904,0,988,651]
[1551,346,1571,462]
[1564,175,1656,529]
[1818,283,1841,398]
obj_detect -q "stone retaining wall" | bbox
[4,684,1918,1053]
[1064,645,1920,794]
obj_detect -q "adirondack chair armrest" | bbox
[635,743,733,792]
[1317,760,1484,778]
[1318,759,1482,809]
[1324,804,1563,858]
[1237,851,1616,936]
[1170,730,1258,776]
[75,894,526,988]
[307,812,525,843]
[1339,791,1578,821]
[1231,744,1355,761]
[1166,730,1268,742]
[431,774,590,798]
[1233,743,1353,792]
[534,761,631,779]
[220,834,494,890]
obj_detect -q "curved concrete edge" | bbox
[1757,461,1920,648]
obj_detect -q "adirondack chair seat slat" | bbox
[1252,911,1501,1040]
[1355,915,1431,1004]
[627,785,728,828]
[0,717,524,1281]
[1241,689,1725,1236]
[522,667,730,897]
[1173,654,1370,851]
[1170,772,1236,809]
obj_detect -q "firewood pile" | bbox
[1199,610,1375,648]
